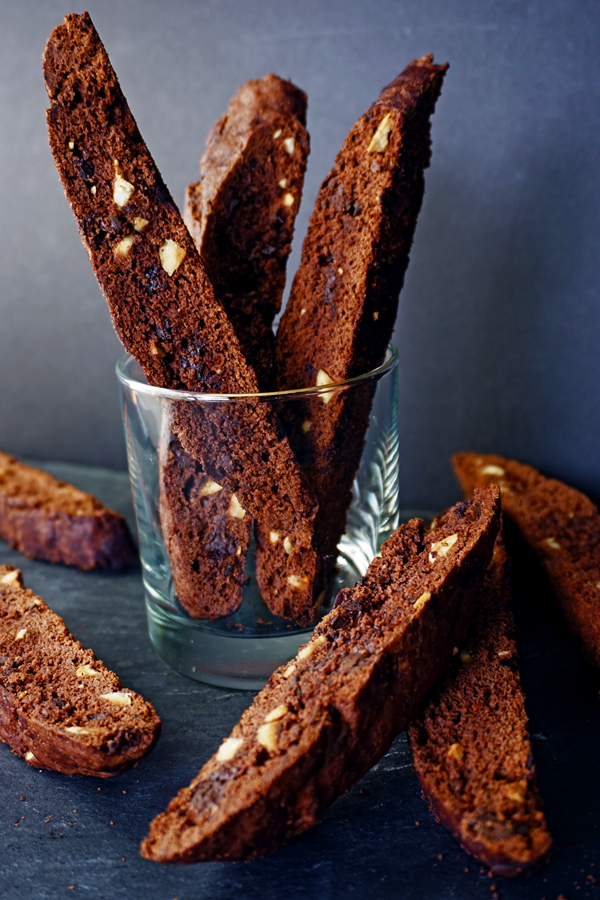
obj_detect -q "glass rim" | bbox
[115,343,398,403]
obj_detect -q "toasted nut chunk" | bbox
[25,751,35,761]
[429,533,458,563]
[283,664,296,678]
[373,311,379,321]
[150,343,166,358]
[264,704,288,723]
[282,193,294,207]
[18,691,27,699]
[452,646,459,655]
[273,128,282,139]
[65,725,90,735]
[283,137,295,155]
[1,570,20,585]
[298,634,327,659]
[367,112,393,153]
[228,494,246,519]
[113,234,135,257]
[278,178,287,188]
[90,185,97,195]
[235,546,242,556]
[100,692,132,707]
[269,531,280,544]
[316,368,336,404]
[68,139,75,150]
[506,780,528,802]
[76,664,99,678]
[113,160,135,208]
[257,721,279,753]
[413,591,431,612]
[337,267,343,275]
[198,479,222,498]
[447,742,465,762]
[287,574,309,589]
[216,737,243,762]
[302,419,312,433]
[159,239,186,276]
[15,629,27,641]
[497,650,511,658]
[480,464,505,477]
[460,650,473,664]
[300,308,306,316]
[545,536,561,551]
[133,217,149,232]
[283,537,293,555]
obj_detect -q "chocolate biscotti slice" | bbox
[454,452,600,667]
[0,450,134,569]
[162,74,309,618]
[408,539,552,877]
[43,13,321,625]
[266,56,448,598]
[141,486,500,863]
[0,566,160,776]
[184,72,310,385]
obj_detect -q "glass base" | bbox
[144,509,431,690]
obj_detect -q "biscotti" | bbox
[43,13,322,626]
[408,538,552,876]
[159,428,248,619]
[453,452,600,667]
[163,74,309,618]
[267,56,448,598]
[0,450,134,570]
[184,72,310,385]
[0,566,160,777]
[141,486,500,862]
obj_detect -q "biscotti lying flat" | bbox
[0,450,134,570]
[43,13,322,626]
[0,566,160,776]
[454,452,600,667]
[163,74,309,618]
[268,56,448,597]
[141,486,500,862]
[408,539,552,876]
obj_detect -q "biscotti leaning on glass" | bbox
[141,486,500,863]
[42,11,324,626]
[0,566,160,777]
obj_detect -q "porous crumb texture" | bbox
[408,539,552,876]
[0,566,160,776]
[0,450,135,569]
[269,56,448,595]
[159,428,250,618]
[164,74,309,618]
[454,452,600,667]
[43,13,321,625]
[141,486,500,863]
[184,73,310,386]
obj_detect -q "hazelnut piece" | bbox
[367,112,393,153]
[159,239,186,276]
[113,160,135,208]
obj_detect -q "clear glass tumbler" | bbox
[117,345,399,689]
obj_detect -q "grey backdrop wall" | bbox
[0,0,598,509]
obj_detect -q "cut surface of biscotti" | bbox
[43,13,321,625]
[184,72,310,385]
[454,452,600,667]
[141,486,500,863]
[408,539,552,877]
[0,450,135,570]
[165,74,309,618]
[0,566,160,776]
[266,56,448,600]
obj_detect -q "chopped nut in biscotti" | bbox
[113,160,135,207]
[228,494,246,519]
[198,479,222,498]
[480,464,505,477]
[282,193,294,207]
[316,368,335,404]
[159,239,186,276]
[446,742,465,762]
[76,664,99,678]
[100,692,132,706]
[429,533,458,562]
[257,721,279,753]
[216,737,243,762]
[113,234,135,256]
[264,704,288,722]
[134,216,149,231]
[367,112,393,153]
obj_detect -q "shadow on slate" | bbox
[0,465,598,899]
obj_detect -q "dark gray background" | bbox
[0,0,599,508]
